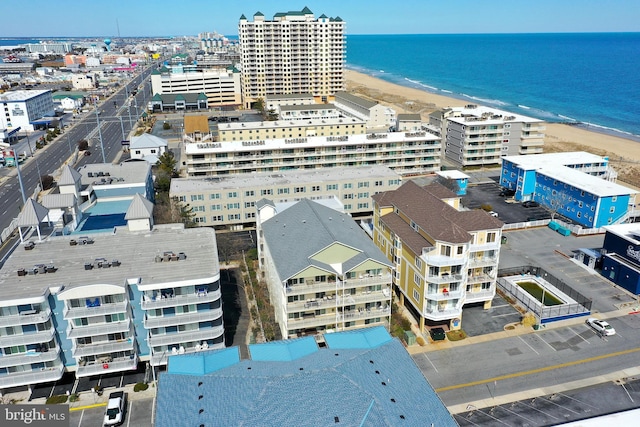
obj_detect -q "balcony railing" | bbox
[424,306,463,321]
[64,301,128,319]
[0,363,64,389]
[67,320,131,339]
[468,256,498,267]
[141,288,221,310]
[426,274,463,284]
[147,325,224,348]
[286,274,392,296]
[0,308,51,327]
[76,354,138,378]
[464,288,495,303]
[467,274,495,284]
[72,338,135,358]
[425,288,465,301]
[150,340,226,366]
[0,326,55,347]
[0,346,60,369]
[143,307,223,329]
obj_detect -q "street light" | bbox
[94,106,106,163]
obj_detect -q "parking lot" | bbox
[461,294,522,336]
[69,395,155,427]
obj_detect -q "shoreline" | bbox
[344,69,640,188]
[345,65,640,143]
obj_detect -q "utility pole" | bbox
[95,107,106,163]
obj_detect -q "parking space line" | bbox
[532,333,557,352]
[423,353,439,373]
[126,400,132,427]
[76,409,83,427]
[568,327,590,344]
[518,336,540,355]
[493,313,519,318]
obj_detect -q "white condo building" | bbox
[182,116,441,177]
[429,104,545,168]
[0,90,55,133]
[238,7,346,107]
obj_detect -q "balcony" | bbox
[469,241,500,252]
[468,256,498,268]
[141,287,221,310]
[464,288,495,304]
[426,288,465,301]
[467,273,495,285]
[424,306,463,321]
[0,346,60,369]
[143,307,223,329]
[0,363,64,389]
[72,338,135,358]
[67,321,131,339]
[76,354,138,378]
[150,340,226,366]
[147,325,224,348]
[426,274,463,284]
[0,308,51,327]
[0,326,55,347]
[64,300,128,319]
[423,254,467,267]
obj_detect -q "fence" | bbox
[497,265,592,323]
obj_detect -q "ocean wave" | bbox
[404,78,438,92]
[462,94,508,107]
[441,89,452,94]
[558,114,577,122]
[518,105,531,110]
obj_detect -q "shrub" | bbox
[69,393,80,402]
[46,395,68,404]
[78,139,89,151]
[40,174,54,190]
[480,203,493,212]
[446,330,467,341]
[133,382,149,392]
[163,122,171,130]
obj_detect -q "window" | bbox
[278,188,289,194]
[294,187,306,193]
[344,194,353,199]
[440,245,451,257]
[344,183,352,189]
[212,215,223,222]
[415,258,422,269]
[245,190,255,197]
[374,180,383,187]
[211,204,221,211]
[210,193,221,200]
[228,214,240,220]
[261,189,273,196]
[457,246,464,255]
[358,192,369,199]
[481,282,491,290]
[245,201,255,208]
[487,232,496,243]
[612,196,618,202]
[358,181,369,188]
[414,273,421,286]
[326,184,338,190]
[311,185,320,192]
[413,289,420,301]
[610,207,615,213]
[245,212,256,219]
[227,203,240,209]
[190,194,204,202]
[228,191,237,198]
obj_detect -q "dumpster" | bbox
[501,236,508,244]
[548,221,559,231]
[557,227,571,236]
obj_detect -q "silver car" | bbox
[585,318,616,336]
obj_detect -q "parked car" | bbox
[488,211,499,218]
[104,391,127,426]
[499,189,515,197]
[585,318,616,336]
[523,201,540,208]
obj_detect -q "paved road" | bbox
[0,65,155,238]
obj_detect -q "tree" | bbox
[162,121,171,130]
[78,139,89,151]
[548,191,570,220]
[435,176,460,194]
[40,175,55,190]
[216,232,241,265]
[156,150,177,176]
[253,98,265,116]
[266,108,278,121]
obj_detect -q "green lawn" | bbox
[517,281,564,306]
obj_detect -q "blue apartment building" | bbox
[500,152,636,228]
[600,224,640,295]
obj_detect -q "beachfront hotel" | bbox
[257,199,393,340]
[0,89,56,133]
[238,7,346,107]
[430,104,545,168]
[169,166,402,230]
[372,181,504,332]
[500,152,638,228]
[0,222,224,393]
[182,114,441,178]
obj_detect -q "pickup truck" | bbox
[103,391,127,426]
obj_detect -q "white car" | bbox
[585,318,616,336]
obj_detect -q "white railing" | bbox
[67,320,131,339]
[0,308,52,327]
[0,363,64,389]
[0,327,55,347]
[72,338,135,358]
[147,325,224,347]
[143,307,223,329]
[64,300,128,319]
[141,288,221,310]
[76,355,138,377]
[0,346,60,369]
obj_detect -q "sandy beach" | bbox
[345,69,640,188]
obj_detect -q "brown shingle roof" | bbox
[375,181,503,245]
[380,212,433,255]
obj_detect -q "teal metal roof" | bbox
[249,336,317,361]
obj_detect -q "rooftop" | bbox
[0,89,51,102]
[156,327,456,427]
[537,165,635,197]
[502,151,608,169]
[446,104,542,125]
[77,162,151,187]
[0,225,219,301]
[218,116,364,132]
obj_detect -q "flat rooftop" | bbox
[77,162,151,187]
[0,89,50,102]
[446,104,543,124]
[0,225,219,301]
[218,116,365,131]
[538,165,635,197]
[503,151,608,169]
[170,165,401,194]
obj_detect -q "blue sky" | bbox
[1,0,639,37]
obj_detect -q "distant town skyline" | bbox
[1,0,639,38]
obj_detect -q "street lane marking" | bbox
[423,353,439,373]
[518,335,539,355]
[435,346,640,392]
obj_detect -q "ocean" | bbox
[346,33,640,139]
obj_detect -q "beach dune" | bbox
[345,69,640,188]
